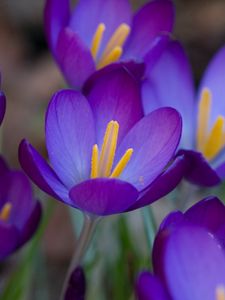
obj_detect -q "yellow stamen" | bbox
[216,286,225,300]
[100,23,130,63]
[0,203,12,222]
[197,88,212,152]
[97,46,122,69]
[90,120,133,179]
[90,23,106,59]
[110,148,133,178]
[204,116,225,160]
[91,144,99,178]
[98,121,119,177]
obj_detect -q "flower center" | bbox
[90,120,133,178]
[0,202,12,222]
[196,88,225,161]
[216,286,225,300]
[90,23,131,69]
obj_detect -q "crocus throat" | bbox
[216,286,225,300]
[90,23,130,69]
[0,202,12,222]
[196,88,225,161]
[90,120,133,178]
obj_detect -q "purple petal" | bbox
[44,0,70,53]
[65,266,86,300]
[69,0,132,51]
[18,200,42,248]
[178,149,221,186]
[85,66,143,146]
[0,171,34,228]
[128,154,186,211]
[160,225,225,300]
[216,161,225,179]
[142,34,171,73]
[0,155,9,177]
[136,272,169,300]
[46,89,95,188]
[69,178,138,216]
[123,0,174,59]
[152,211,185,279]
[142,40,195,148]
[19,140,70,204]
[199,45,225,126]
[0,223,19,260]
[83,61,145,92]
[55,28,95,88]
[185,196,225,248]
[0,92,6,125]
[116,107,182,190]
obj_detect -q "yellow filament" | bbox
[110,148,133,178]
[90,120,133,179]
[98,121,119,177]
[216,286,225,300]
[91,144,99,178]
[0,203,12,221]
[204,116,225,160]
[97,46,122,69]
[90,23,106,59]
[100,23,130,62]
[197,88,212,152]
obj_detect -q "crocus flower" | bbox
[136,196,225,300]
[0,156,42,260]
[44,0,174,88]
[142,41,225,186]
[19,66,184,216]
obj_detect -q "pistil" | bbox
[196,88,225,160]
[90,120,133,179]
[216,286,225,300]
[0,202,12,222]
[90,23,131,69]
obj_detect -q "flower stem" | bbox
[60,213,99,300]
[142,206,157,251]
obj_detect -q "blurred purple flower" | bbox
[143,41,225,186]
[0,75,6,125]
[44,0,174,88]
[136,196,225,300]
[0,157,42,260]
[19,66,184,216]
[64,266,86,300]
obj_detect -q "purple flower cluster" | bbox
[2,0,225,298]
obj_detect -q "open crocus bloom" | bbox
[0,157,42,260]
[136,196,225,300]
[19,66,184,216]
[44,0,174,88]
[142,40,225,186]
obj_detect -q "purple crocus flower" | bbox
[142,40,225,186]
[44,0,174,88]
[136,196,225,300]
[19,66,184,216]
[0,156,42,260]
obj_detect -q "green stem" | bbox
[142,206,157,251]
[59,213,99,300]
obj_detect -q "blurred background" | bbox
[0,0,225,299]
